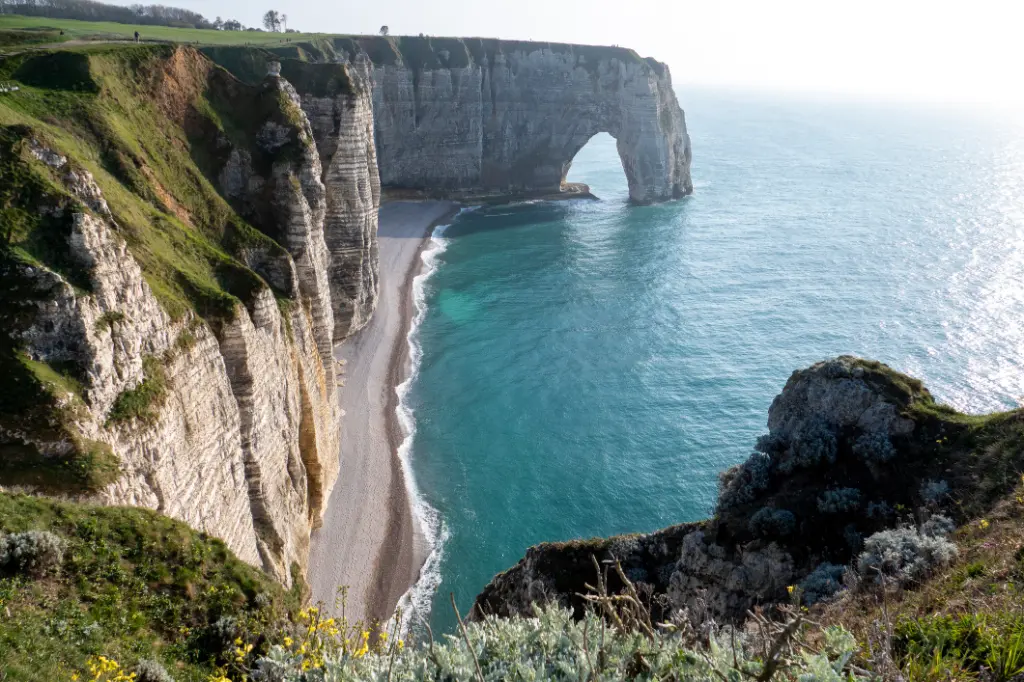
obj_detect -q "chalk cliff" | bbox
[0,46,377,585]
[367,40,691,203]
[206,37,692,204]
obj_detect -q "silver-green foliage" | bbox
[817,488,862,514]
[749,507,797,538]
[799,562,847,605]
[251,606,865,682]
[857,525,957,586]
[134,659,175,682]
[0,530,66,577]
[717,452,771,510]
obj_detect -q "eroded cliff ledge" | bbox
[473,357,1024,624]
[205,37,692,204]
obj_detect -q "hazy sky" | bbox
[126,0,1024,107]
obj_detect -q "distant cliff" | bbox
[0,45,379,585]
[205,37,692,204]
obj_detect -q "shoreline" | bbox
[368,202,463,623]
[307,200,460,626]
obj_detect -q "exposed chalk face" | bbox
[293,65,382,340]
[11,97,345,586]
[369,47,692,204]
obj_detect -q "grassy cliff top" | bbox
[0,43,288,321]
[0,15,662,72]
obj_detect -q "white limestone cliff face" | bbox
[367,44,692,204]
[294,60,382,339]
[8,99,345,585]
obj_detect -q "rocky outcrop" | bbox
[474,357,1006,624]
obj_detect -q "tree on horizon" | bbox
[262,9,281,32]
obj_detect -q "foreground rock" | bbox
[474,356,1023,623]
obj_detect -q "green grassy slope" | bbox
[0,493,301,681]
[0,14,654,73]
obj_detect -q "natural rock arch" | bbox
[367,41,693,204]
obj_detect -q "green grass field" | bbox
[0,14,336,48]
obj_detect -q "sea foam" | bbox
[393,207,478,633]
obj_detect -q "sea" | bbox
[397,87,1024,633]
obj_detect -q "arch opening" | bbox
[563,132,630,201]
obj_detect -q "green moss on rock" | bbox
[106,356,167,425]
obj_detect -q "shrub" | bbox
[920,514,956,538]
[818,488,862,514]
[0,530,66,577]
[777,419,838,474]
[857,526,958,585]
[248,604,866,682]
[754,432,783,454]
[800,562,847,605]
[844,523,864,552]
[866,500,894,520]
[748,507,796,538]
[717,453,772,510]
[135,659,175,682]
[852,430,896,463]
[920,479,950,505]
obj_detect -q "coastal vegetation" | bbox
[0,493,302,681]
[4,358,1024,680]
[4,482,1024,681]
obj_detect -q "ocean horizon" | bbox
[398,86,1024,633]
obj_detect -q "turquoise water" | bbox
[404,88,1024,632]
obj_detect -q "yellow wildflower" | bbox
[284,636,294,647]
[397,639,405,650]
[787,585,794,594]
[980,519,990,530]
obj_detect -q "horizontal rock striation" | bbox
[287,59,382,339]
[0,48,365,587]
